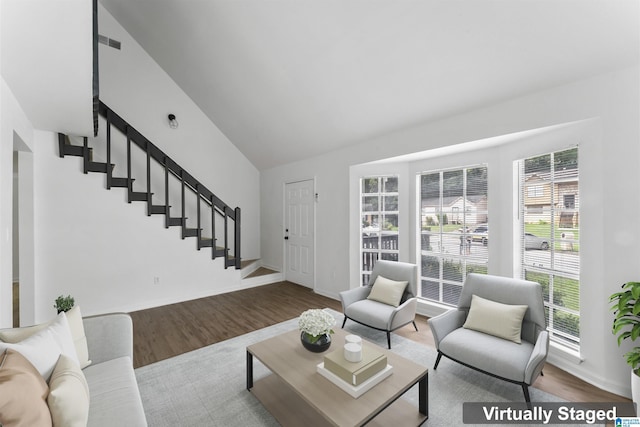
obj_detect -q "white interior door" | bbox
[285,179,315,288]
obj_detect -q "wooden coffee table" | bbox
[246,328,428,427]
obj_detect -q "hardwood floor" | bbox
[129,281,629,404]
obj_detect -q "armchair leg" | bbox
[412,321,418,331]
[341,316,347,328]
[386,332,391,349]
[433,352,442,370]
[522,384,531,404]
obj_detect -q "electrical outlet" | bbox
[153,276,160,285]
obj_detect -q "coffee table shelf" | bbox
[247,328,428,427]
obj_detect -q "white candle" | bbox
[344,343,362,363]
[345,334,361,345]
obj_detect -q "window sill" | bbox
[416,299,453,318]
[549,340,583,365]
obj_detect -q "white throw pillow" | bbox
[64,306,92,368]
[0,321,48,342]
[463,294,528,343]
[48,354,90,427]
[0,312,79,381]
[367,275,408,307]
[0,306,91,369]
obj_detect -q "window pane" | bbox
[362,196,379,212]
[443,259,463,282]
[552,307,580,344]
[383,195,398,211]
[420,232,432,251]
[380,235,398,250]
[421,280,440,301]
[362,235,378,249]
[443,170,463,199]
[383,176,398,193]
[443,282,462,305]
[362,214,380,235]
[362,178,379,194]
[382,214,398,232]
[421,255,440,279]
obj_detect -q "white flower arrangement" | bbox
[298,309,336,342]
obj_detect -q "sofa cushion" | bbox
[0,312,78,381]
[367,275,408,307]
[48,355,90,427]
[463,294,528,343]
[0,349,52,427]
[346,299,397,329]
[0,307,91,369]
[83,356,147,427]
[439,328,534,382]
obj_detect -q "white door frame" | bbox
[283,178,316,289]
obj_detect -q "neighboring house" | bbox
[523,169,579,228]
[421,195,488,228]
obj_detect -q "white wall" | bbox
[23,5,261,321]
[260,65,640,397]
[1,0,94,136]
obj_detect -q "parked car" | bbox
[470,225,489,245]
[525,233,550,250]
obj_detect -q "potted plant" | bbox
[54,294,75,313]
[298,309,336,353]
[610,281,640,410]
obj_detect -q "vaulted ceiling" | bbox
[99,0,639,170]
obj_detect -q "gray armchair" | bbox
[428,273,549,402]
[339,260,418,349]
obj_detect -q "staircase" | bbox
[58,101,241,269]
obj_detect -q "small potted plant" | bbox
[298,308,336,353]
[54,294,75,313]
[610,281,640,410]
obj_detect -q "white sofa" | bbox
[0,311,147,426]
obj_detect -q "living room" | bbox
[1,0,639,423]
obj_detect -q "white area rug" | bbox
[136,309,576,426]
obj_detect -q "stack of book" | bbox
[316,346,393,398]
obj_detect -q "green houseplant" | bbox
[54,294,75,313]
[610,281,640,409]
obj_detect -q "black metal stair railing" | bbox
[58,101,241,269]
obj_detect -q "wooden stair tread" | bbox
[111,177,134,188]
[129,191,153,202]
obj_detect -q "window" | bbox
[518,147,580,349]
[528,185,544,198]
[418,166,488,305]
[360,176,399,285]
